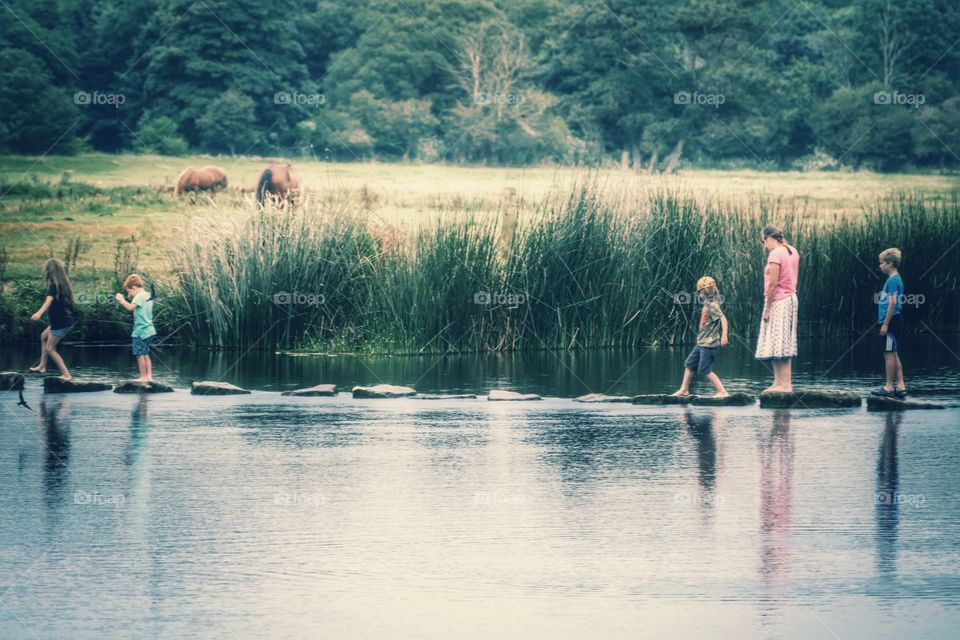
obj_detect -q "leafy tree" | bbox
[133,115,189,155]
[197,90,259,154]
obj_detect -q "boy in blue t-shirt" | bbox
[872,248,906,398]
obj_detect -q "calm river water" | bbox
[1,338,959,638]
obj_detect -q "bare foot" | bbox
[670,390,690,397]
[58,375,72,381]
[29,365,46,373]
[762,385,785,394]
[715,392,730,398]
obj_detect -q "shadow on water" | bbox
[125,395,151,468]
[758,409,793,624]
[875,412,902,578]
[40,397,71,510]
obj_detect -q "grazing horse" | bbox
[174,166,228,196]
[256,163,300,207]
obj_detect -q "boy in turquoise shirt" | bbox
[115,273,156,382]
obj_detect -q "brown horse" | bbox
[174,166,228,196]
[256,163,300,207]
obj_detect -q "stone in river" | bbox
[574,393,634,403]
[0,372,25,391]
[866,396,946,411]
[759,390,862,409]
[114,380,175,394]
[352,384,417,399]
[690,392,756,406]
[44,377,112,394]
[282,384,337,397]
[191,381,251,396]
[415,394,480,400]
[487,390,542,401]
[631,394,693,405]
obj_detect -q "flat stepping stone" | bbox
[690,392,756,406]
[352,384,417,399]
[415,394,479,400]
[0,372,25,391]
[44,377,112,394]
[282,384,337,397]
[114,380,175,394]
[488,390,542,401]
[632,394,693,405]
[574,393,634,403]
[191,381,251,395]
[759,390,862,409]
[867,396,946,411]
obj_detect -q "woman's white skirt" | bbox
[755,293,798,360]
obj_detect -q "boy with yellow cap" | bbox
[671,276,729,398]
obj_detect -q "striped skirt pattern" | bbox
[755,293,798,360]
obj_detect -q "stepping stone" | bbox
[574,393,634,403]
[488,390,542,401]
[0,372,25,391]
[690,392,756,406]
[632,394,693,405]
[759,390,862,409]
[191,381,251,395]
[282,384,337,397]
[44,377,112,394]
[415,394,480,400]
[114,380,175,394]
[867,396,946,411]
[352,384,417,399]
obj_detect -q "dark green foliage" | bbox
[4,0,960,165]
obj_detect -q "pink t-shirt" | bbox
[764,245,800,301]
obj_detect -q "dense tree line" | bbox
[1,0,958,170]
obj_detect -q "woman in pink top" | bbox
[755,224,800,392]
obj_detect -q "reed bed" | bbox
[169,183,960,352]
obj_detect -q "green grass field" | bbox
[1,152,958,283]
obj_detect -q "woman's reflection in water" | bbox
[759,409,793,584]
[875,411,901,578]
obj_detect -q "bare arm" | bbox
[880,293,896,334]
[763,263,780,321]
[115,293,137,311]
[31,295,53,321]
[720,314,729,346]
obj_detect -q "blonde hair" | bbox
[879,248,901,268]
[122,273,144,289]
[44,258,74,306]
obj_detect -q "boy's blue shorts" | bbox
[881,314,903,353]
[684,346,718,376]
[132,336,154,356]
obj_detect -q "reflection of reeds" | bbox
[169,184,960,352]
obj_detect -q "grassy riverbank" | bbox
[1,154,958,351]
